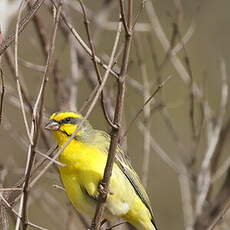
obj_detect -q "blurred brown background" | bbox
[0,0,229,230]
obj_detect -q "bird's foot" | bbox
[99,182,113,195]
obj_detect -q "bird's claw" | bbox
[99,182,113,195]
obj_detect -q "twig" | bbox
[51,0,119,79]
[173,20,196,54]
[148,35,189,161]
[173,0,184,23]
[0,70,4,126]
[158,22,179,70]
[184,52,196,142]
[19,58,45,72]
[0,0,46,56]
[2,51,50,149]
[194,170,230,230]
[78,0,114,127]
[178,173,194,230]
[210,118,230,180]
[138,122,182,174]
[91,1,133,228]
[212,156,230,182]
[132,0,146,30]
[145,1,212,118]
[0,195,48,230]
[0,188,22,192]
[5,49,32,112]
[26,145,58,189]
[122,75,172,139]
[34,149,66,167]
[79,84,100,113]
[134,34,151,187]
[68,35,79,111]
[208,202,230,230]
[15,3,62,229]
[14,0,33,145]
[195,59,229,216]
[119,0,129,35]
[28,1,49,56]
[0,163,8,230]
[0,144,58,221]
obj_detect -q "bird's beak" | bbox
[45,120,60,131]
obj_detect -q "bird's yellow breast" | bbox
[58,140,106,216]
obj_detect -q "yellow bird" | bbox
[45,112,158,230]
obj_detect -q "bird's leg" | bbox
[98,181,113,195]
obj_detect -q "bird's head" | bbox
[45,112,93,145]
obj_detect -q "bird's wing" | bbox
[94,130,154,219]
[115,149,154,219]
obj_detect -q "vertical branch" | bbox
[78,0,114,126]
[15,3,62,230]
[0,165,9,230]
[68,36,79,111]
[91,1,133,229]
[185,55,196,142]
[195,59,229,218]
[178,173,194,230]
[0,70,4,126]
[4,48,50,149]
[50,0,119,79]
[134,35,151,187]
[14,0,33,145]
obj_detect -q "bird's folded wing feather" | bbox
[94,130,154,219]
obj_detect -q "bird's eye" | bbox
[65,117,71,122]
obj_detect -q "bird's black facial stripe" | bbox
[53,117,81,125]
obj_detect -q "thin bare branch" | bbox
[213,156,230,182]
[134,34,151,186]
[145,1,212,118]
[195,170,230,230]
[91,1,133,228]
[196,59,229,216]
[51,0,119,79]
[14,0,33,145]
[173,20,196,54]
[122,75,172,139]
[178,173,194,230]
[119,0,129,34]
[34,149,66,167]
[138,122,182,174]
[15,2,62,229]
[68,35,79,111]
[0,70,4,126]
[78,0,114,127]
[1,195,48,230]
[28,1,49,56]
[0,188,22,192]
[132,0,146,30]
[0,0,46,56]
